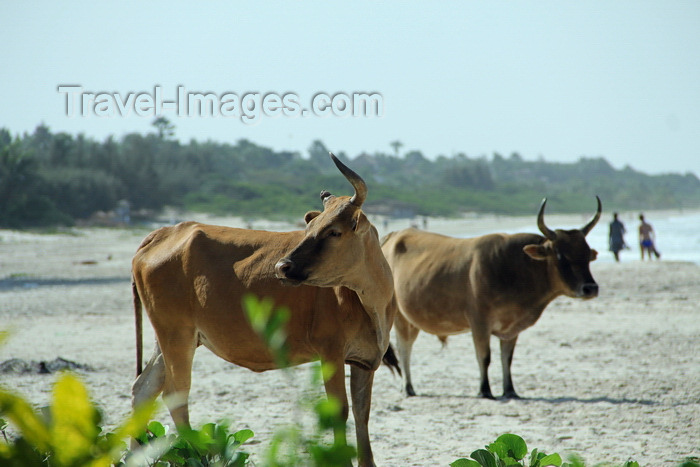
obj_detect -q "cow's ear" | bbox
[304,211,321,224]
[590,248,598,261]
[353,211,371,234]
[523,244,548,261]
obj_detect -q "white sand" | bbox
[0,221,698,466]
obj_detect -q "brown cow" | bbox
[131,154,395,467]
[381,197,601,399]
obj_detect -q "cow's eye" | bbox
[327,230,341,238]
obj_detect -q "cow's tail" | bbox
[382,343,402,377]
[133,280,143,376]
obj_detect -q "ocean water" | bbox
[456,210,700,265]
[586,210,700,265]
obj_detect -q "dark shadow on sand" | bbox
[413,392,658,406]
[525,395,658,406]
[0,276,130,291]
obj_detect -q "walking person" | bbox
[638,214,661,260]
[609,212,626,262]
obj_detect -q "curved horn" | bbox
[580,195,602,237]
[537,198,557,240]
[329,152,367,207]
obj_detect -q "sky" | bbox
[2,1,699,176]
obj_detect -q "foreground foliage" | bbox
[129,420,252,467]
[2,392,698,466]
[450,433,563,467]
[450,433,654,467]
[0,372,157,466]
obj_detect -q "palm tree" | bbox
[390,140,403,157]
[152,117,175,140]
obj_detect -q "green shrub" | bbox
[451,433,563,467]
[0,372,156,466]
[127,420,252,466]
[450,433,648,467]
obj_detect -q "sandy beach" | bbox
[1,218,698,466]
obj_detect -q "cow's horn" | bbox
[580,195,602,237]
[329,152,367,207]
[537,198,557,240]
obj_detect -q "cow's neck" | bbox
[541,261,567,307]
[343,234,395,350]
[352,238,393,302]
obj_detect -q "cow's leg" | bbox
[131,342,166,449]
[500,336,520,399]
[471,325,495,399]
[158,327,198,429]
[350,365,376,467]
[394,312,420,396]
[133,342,166,407]
[322,359,349,451]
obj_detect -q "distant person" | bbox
[638,214,661,260]
[608,212,626,262]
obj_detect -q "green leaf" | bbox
[161,450,188,463]
[539,453,562,466]
[495,433,528,460]
[487,440,509,459]
[471,448,498,467]
[0,390,51,452]
[501,456,523,467]
[50,373,100,464]
[565,453,586,467]
[112,398,158,442]
[320,361,337,383]
[451,459,482,467]
[315,397,344,431]
[148,420,167,438]
[232,428,254,445]
[242,294,291,367]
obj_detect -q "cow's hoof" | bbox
[405,383,416,397]
[502,391,521,400]
[479,391,496,400]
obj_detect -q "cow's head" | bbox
[275,153,395,370]
[274,153,379,289]
[523,196,601,299]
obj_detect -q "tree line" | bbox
[1,121,699,228]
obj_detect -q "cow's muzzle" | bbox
[274,259,307,285]
[580,282,599,299]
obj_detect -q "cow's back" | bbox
[133,222,302,301]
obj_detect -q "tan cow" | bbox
[381,197,601,399]
[131,154,395,467]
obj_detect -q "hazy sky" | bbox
[2,2,699,176]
